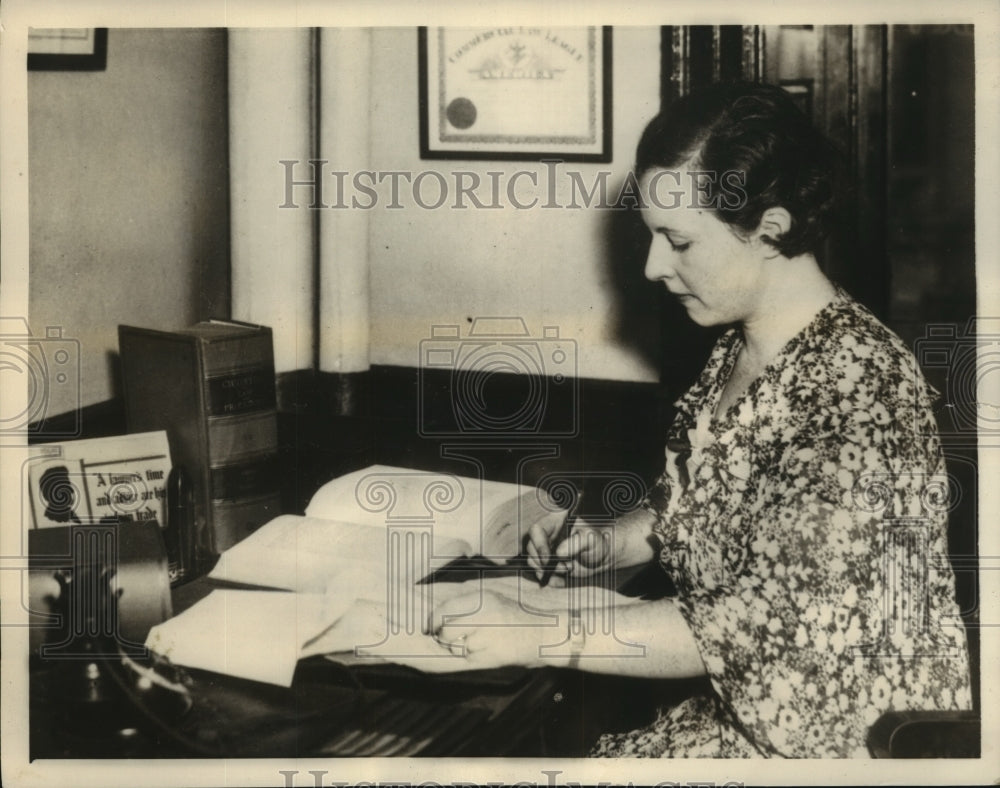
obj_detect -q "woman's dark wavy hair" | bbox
[635,81,844,258]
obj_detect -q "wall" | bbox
[367,27,662,382]
[28,28,230,416]
[28,26,663,421]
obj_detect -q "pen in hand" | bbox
[539,490,583,587]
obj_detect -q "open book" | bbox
[145,466,575,685]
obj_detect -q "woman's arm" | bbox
[556,594,706,678]
[430,590,706,679]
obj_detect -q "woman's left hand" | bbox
[428,590,558,671]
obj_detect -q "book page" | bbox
[304,464,567,561]
[209,514,474,593]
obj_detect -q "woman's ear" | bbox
[756,207,792,256]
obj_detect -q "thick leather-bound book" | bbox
[118,320,282,558]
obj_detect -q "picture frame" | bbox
[419,26,612,162]
[27,28,108,71]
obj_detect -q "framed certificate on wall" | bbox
[419,26,612,162]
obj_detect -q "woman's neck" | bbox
[738,253,836,371]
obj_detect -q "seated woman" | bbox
[427,82,972,758]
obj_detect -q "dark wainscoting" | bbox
[283,365,676,515]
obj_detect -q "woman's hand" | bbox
[526,506,661,586]
[428,590,558,670]
[524,514,617,587]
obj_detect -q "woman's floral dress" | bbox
[593,290,972,757]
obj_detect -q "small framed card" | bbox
[27,431,171,529]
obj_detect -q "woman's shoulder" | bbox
[776,290,939,435]
[802,290,930,391]
[816,291,910,360]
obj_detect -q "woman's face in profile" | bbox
[639,167,768,328]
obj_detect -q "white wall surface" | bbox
[366,27,662,382]
[28,28,230,415]
[28,26,663,422]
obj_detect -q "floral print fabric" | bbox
[593,290,971,757]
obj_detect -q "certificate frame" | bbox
[27,28,108,71]
[419,26,612,162]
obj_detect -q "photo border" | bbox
[1,1,998,787]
